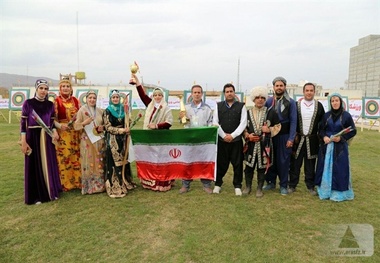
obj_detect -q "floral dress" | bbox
[75,105,106,194]
[54,96,81,191]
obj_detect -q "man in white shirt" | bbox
[288,82,325,195]
[212,83,247,196]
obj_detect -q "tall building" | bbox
[348,35,380,97]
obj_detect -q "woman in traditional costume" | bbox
[54,79,81,191]
[20,79,62,204]
[103,90,136,198]
[315,93,356,201]
[74,90,106,194]
[132,74,174,191]
[243,86,281,197]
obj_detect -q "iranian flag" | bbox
[130,127,218,181]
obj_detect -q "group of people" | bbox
[205,76,356,202]
[20,76,175,204]
[20,75,356,205]
[214,76,356,202]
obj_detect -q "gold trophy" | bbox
[93,125,101,136]
[178,95,187,124]
[129,61,139,85]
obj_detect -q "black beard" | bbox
[275,90,284,97]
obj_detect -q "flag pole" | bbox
[122,94,132,188]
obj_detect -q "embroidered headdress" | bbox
[35,79,49,89]
[59,79,73,97]
[34,79,49,101]
[109,89,120,98]
[86,90,97,98]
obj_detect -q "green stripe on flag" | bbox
[130,126,218,145]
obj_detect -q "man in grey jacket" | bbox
[179,84,213,194]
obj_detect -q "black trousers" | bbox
[215,139,243,188]
[289,142,316,189]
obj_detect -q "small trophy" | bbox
[93,126,101,136]
[129,61,139,85]
[178,95,187,124]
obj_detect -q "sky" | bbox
[1,0,379,92]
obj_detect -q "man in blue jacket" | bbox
[263,77,297,195]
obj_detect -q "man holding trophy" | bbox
[178,85,214,194]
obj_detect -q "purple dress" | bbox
[21,98,62,204]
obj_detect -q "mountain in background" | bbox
[0,73,59,89]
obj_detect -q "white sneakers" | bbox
[235,188,242,196]
[213,186,221,194]
[213,186,243,196]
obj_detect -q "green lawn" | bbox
[0,109,379,262]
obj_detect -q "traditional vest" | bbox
[55,96,80,122]
[217,101,244,141]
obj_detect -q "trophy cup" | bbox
[129,61,139,85]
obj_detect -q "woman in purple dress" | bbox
[20,79,62,205]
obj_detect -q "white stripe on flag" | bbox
[133,144,216,164]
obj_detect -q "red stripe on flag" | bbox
[136,162,215,181]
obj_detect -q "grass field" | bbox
[0,109,379,263]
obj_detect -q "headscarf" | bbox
[152,87,164,107]
[86,90,97,99]
[143,88,172,129]
[34,79,49,101]
[106,89,125,119]
[153,87,164,96]
[85,90,97,114]
[330,93,344,122]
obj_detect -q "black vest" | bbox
[217,101,244,141]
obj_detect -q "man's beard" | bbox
[275,90,284,97]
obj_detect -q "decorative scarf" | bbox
[86,90,98,118]
[143,99,172,129]
[106,89,125,119]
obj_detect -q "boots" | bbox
[256,187,263,198]
[243,183,252,195]
[243,168,253,195]
[256,171,265,198]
